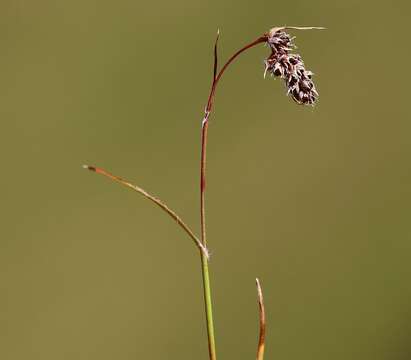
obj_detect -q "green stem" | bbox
[201,251,216,360]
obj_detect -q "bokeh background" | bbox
[1,1,410,359]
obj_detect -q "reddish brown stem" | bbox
[205,35,267,114]
[256,278,266,360]
[83,165,209,259]
[199,34,267,360]
[200,35,267,195]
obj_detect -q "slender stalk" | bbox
[200,118,216,360]
[199,34,268,360]
[256,278,266,360]
[83,165,209,259]
[205,36,267,113]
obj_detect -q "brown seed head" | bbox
[264,28,320,106]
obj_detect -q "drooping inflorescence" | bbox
[264,27,319,106]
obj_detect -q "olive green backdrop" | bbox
[1,0,410,359]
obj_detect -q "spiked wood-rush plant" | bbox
[84,25,324,360]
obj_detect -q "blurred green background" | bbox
[1,0,410,359]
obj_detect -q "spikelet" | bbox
[264,29,319,105]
